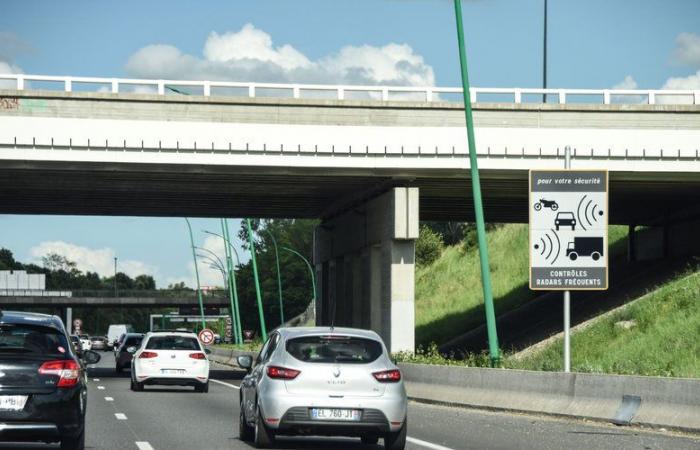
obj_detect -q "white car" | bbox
[130,331,210,393]
[78,334,92,351]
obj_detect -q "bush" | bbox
[415,225,445,267]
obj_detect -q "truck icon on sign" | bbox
[566,237,604,261]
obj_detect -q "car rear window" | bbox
[286,335,383,364]
[146,335,200,351]
[124,336,143,347]
[0,324,69,357]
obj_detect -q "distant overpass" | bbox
[0,290,230,308]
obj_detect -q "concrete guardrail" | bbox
[399,363,700,434]
[208,346,257,369]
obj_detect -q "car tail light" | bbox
[139,351,158,359]
[189,352,206,360]
[373,369,401,382]
[266,366,300,380]
[38,360,80,387]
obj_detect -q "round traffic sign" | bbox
[198,328,215,346]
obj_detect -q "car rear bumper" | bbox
[276,407,391,436]
[0,422,60,442]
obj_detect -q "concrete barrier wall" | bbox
[399,363,700,433]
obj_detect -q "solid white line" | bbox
[97,386,105,390]
[115,413,127,420]
[135,442,154,450]
[210,379,240,390]
[104,397,114,402]
[407,436,455,450]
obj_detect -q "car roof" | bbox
[275,327,383,342]
[145,331,197,338]
[0,311,65,331]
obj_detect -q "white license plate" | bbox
[311,408,361,421]
[161,369,185,375]
[0,395,28,411]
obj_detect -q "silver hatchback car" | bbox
[238,327,407,449]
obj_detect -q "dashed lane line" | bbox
[115,413,128,420]
[105,397,114,401]
[93,378,100,381]
[210,379,240,390]
[210,378,454,450]
[407,437,455,450]
[97,386,105,390]
[135,442,154,450]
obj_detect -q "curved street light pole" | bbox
[263,228,284,324]
[184,218,206,329]
[246,219,267,341]
[222,219,244,345]
[280,246,316,324]
[195,245,239,342]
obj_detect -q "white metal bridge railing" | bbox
[1,73,699,105]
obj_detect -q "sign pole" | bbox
[563,145,571,373]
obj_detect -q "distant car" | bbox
[78,334,92,351]
[107,324,133,350]
[555,212,576,231]
[69,335,83,357]
[131,331,210,393]
[214,333,222,344]
[90,336,108,351]
[115,333,144,372]
[238,327,407,449]
[0,310,101,449]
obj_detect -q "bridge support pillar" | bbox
[65,307,73,334]
[314,187,418,353]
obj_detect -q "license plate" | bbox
[0,395,27,411]
[161,369,185,375]
[311,408,361,421]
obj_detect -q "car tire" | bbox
[130,377,143,392]
[384,420,407,450]
[254,405,275,448]
[591,252,601,261]
[239,403,254,441]
[195,382,209,393]
[60,427,85,450]
[362,435,379,445]
[115,364,122,373]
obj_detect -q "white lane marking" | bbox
[407,436,455,450]
[210,379,240,390]
[104,397,114,402]
[97,386,105,390]
[93,378,100,381]
[115,413,127,420]
[135,442,154,450]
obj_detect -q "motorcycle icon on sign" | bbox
[533,199,559,211]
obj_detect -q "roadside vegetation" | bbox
[414,223,630,347]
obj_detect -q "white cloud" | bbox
[672,32,700,67]
[662,69,700,90]
[29,241,158,280]
[612,75,638,90]
[125,23,435,87]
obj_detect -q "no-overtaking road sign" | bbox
[529,170,608,290]
[198,328,215,346]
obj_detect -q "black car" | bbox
[0,311,100,449]
[115,333,144,372]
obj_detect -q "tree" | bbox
[41,253,77,273]
[0,248,17,270]
[134,275,156,290]
[415,225,445,266]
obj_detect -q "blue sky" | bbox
[1,0,699,287]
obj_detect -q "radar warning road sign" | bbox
[529,170,608,290]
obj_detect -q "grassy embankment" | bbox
[414,223,629,347]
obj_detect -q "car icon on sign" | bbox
[555,212,576,231]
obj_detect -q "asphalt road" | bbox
[2,353,698,450]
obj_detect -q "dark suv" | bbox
[0,311,100,449]
[115,333,144,372]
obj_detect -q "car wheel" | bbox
[195,382,209,393]
[254,405,275,448]
[384,420,407,450]
[362,435,379,445]
[115,364,122,373]
[60,427,85,450]
[591,252,601,261]
[569,253,578,261]
[131,377,143,392]
[239,403,254,441]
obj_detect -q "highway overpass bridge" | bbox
[1,74,699,351]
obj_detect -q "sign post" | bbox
[529,148,608,371]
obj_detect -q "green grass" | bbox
[507,266,700,378]
[415,224,629,347]
[213,341,262,352]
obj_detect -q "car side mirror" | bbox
[82,350,101,365]
[237,355,253,372]
[126,346,136,354]
[204,349,212,355]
